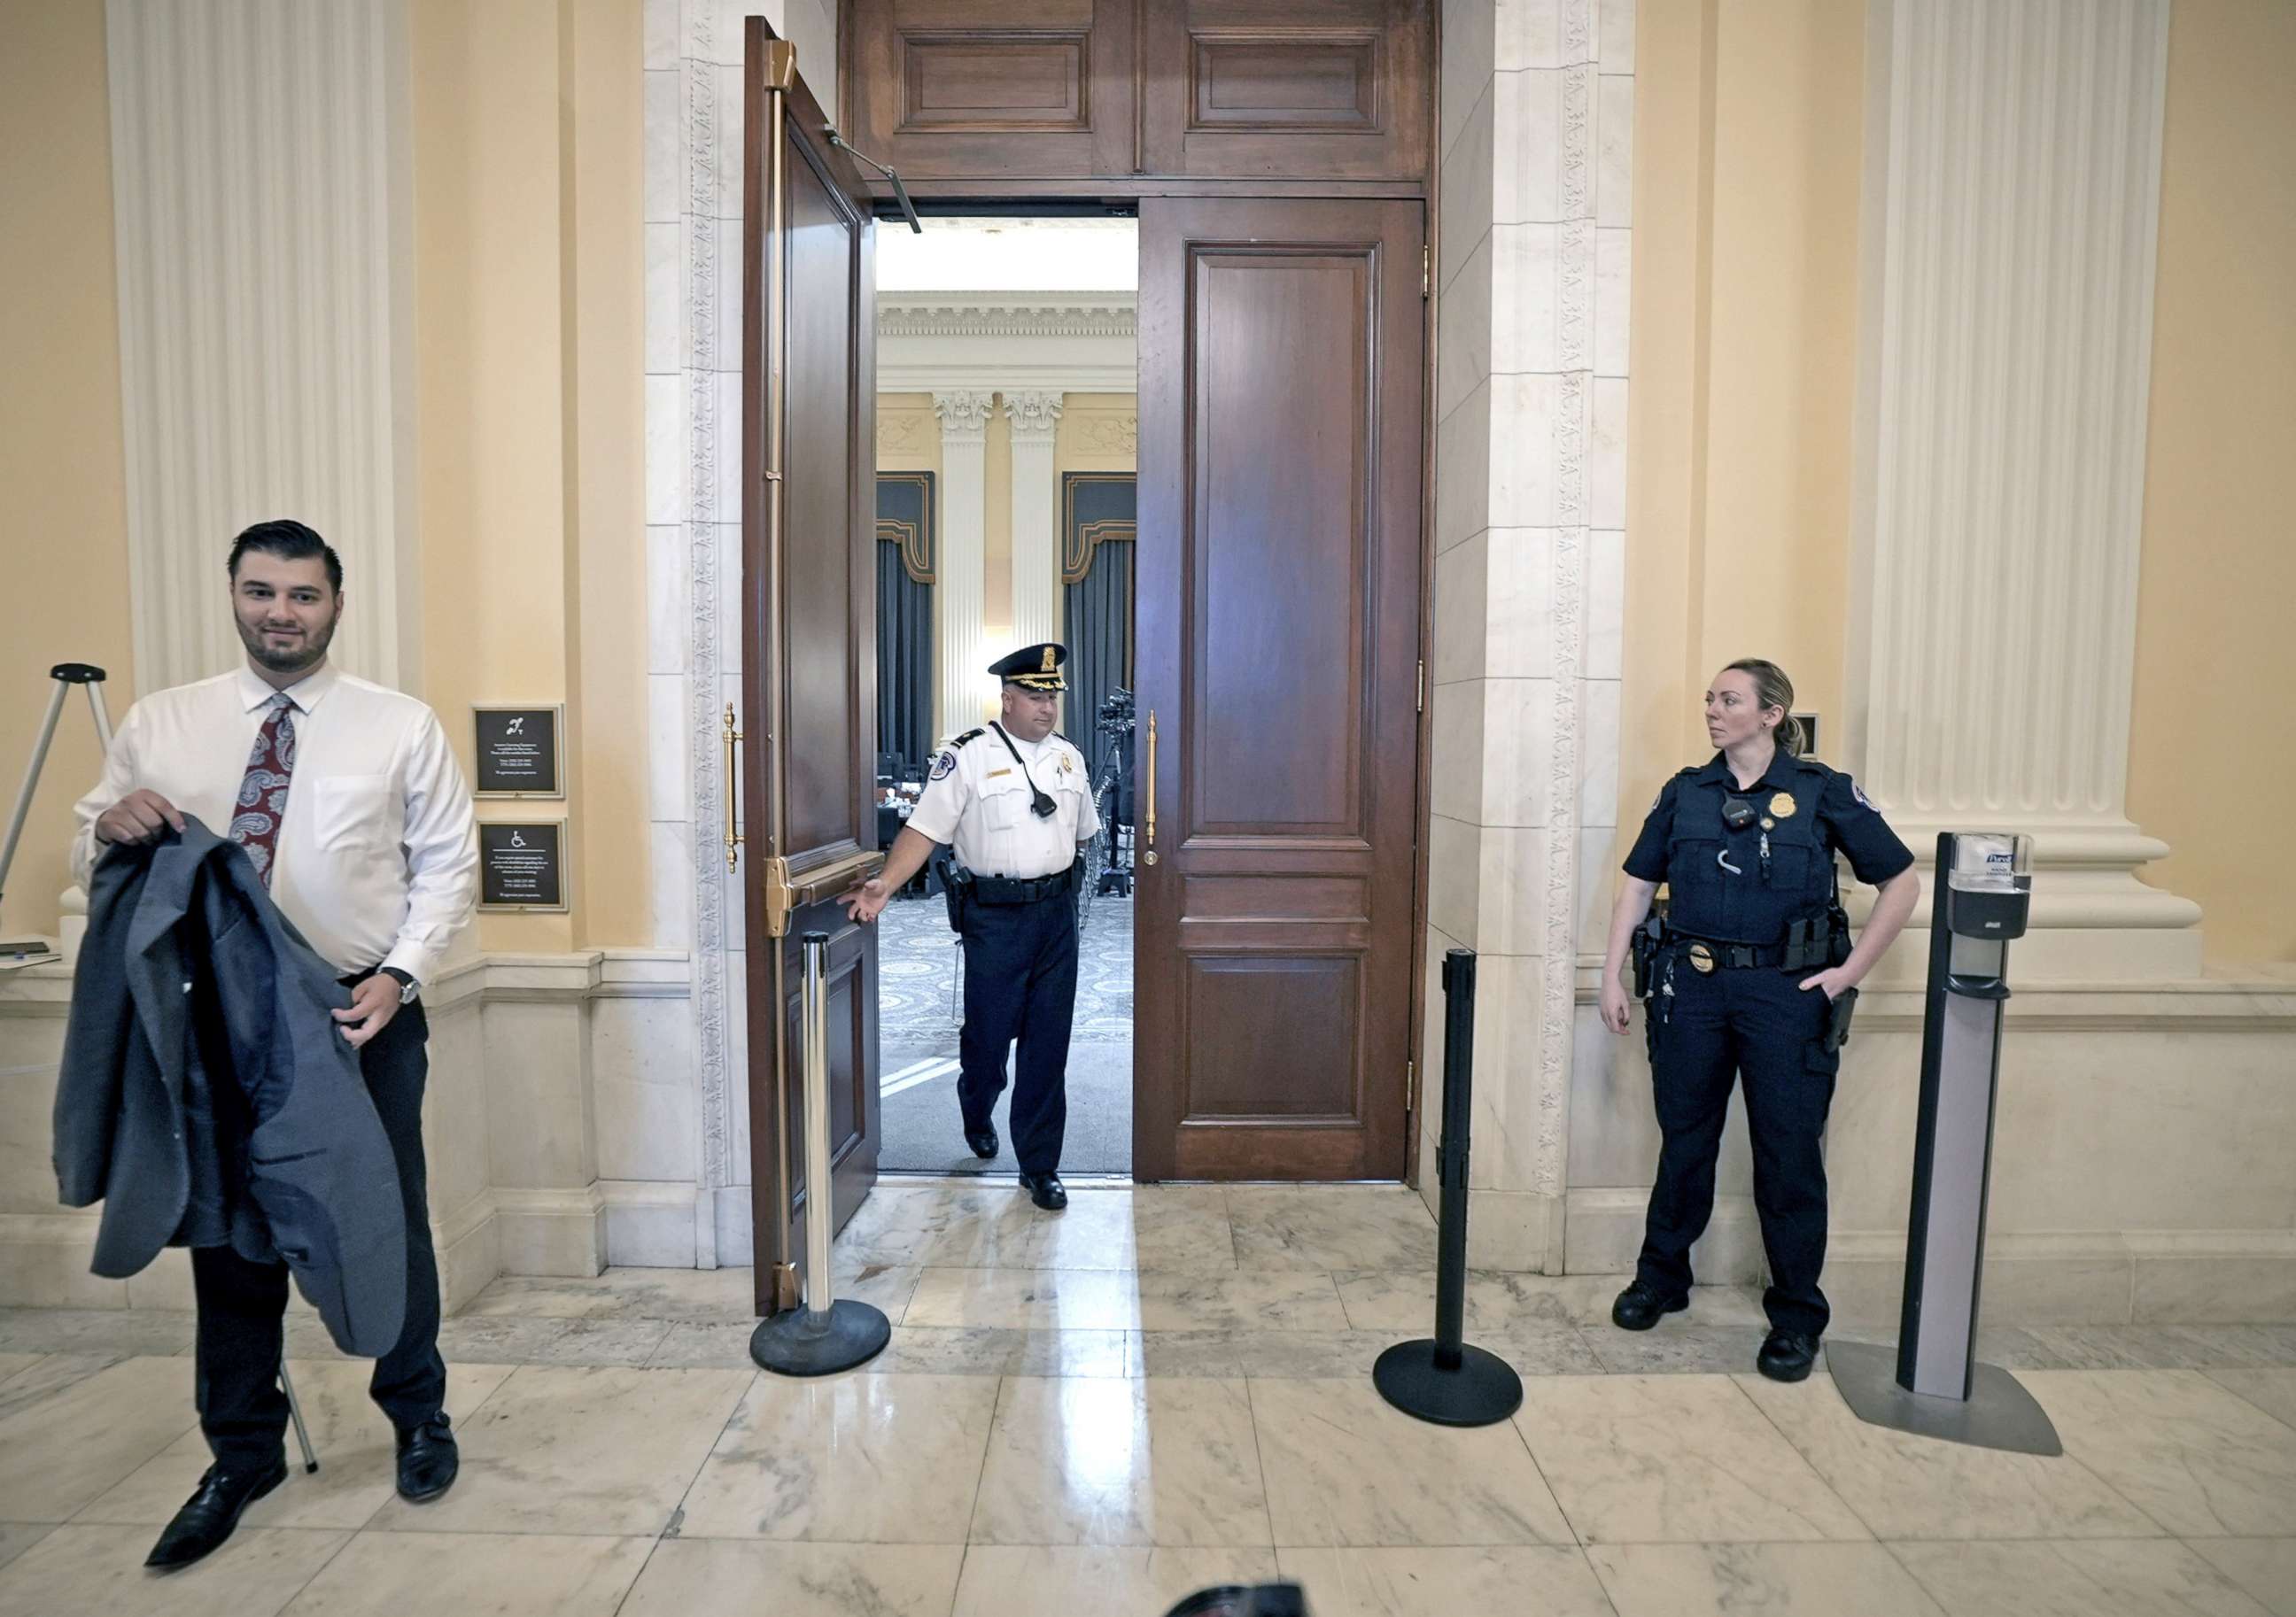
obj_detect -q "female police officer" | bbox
[1596,659,1920,1381]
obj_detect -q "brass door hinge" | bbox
[1421,244,1431,298]
[763,855,794,940]
[1406,1057,1416,1110]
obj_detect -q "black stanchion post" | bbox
[1371,948,1523,1427]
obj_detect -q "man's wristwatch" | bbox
[379,966,420,1004]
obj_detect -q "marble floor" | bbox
[1,1183,2292,1615]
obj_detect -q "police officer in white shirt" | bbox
[842,643,1098,1211]
[71,520,478,1564]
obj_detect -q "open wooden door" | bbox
[1133,198,1427,1182]
[739,20,881,1314]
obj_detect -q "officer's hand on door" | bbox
[841,877,891,925]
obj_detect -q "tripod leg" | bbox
[281,1357,319,1474]
[0,678,75,912]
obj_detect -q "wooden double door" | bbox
[738,23,1427,1308]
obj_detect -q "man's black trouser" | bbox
[192,1000,446,1466]
[956,883,1081,1177]
[1636,959,1842,1336]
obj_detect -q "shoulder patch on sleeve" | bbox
[1850,778,1873,809]
[929,748,958,781]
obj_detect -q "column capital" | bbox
[931,388,997,442]
[1002,389,1065,441]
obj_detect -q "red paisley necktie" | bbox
[229,692,298,886]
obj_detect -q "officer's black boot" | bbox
[1017,1172,1067,1211]
[1757,1328,1820,1382]
[1610,1279,1690,1331]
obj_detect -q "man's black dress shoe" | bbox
[1610,1280,1690,1332]
[966,1124,999,1160]
[396,1414,460,1502]
[1757,1328,1821,1382]
[1017,1172,1067,1211]
[144,1457,288,1568]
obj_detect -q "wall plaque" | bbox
[473,705,563,798]
[478,820,567,912]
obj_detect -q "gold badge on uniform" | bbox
[1769,792,1797,820]
[1687,941,1716,974]
[1042,646,1057,673]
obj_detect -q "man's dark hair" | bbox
[228,519,343,592]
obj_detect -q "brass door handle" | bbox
[1143,710,1158,867]
[723,704,744,871]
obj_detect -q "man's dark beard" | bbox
[237,613,337,675]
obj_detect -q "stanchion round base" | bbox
[749,1299,892,1377]
[1372,1339,1524,1427]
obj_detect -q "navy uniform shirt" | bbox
[1623,752,1913,944]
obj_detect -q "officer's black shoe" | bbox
[1757,1329,1821,1383]
[966,1124,999,1160]
[144,1456,288,1568]
[395,1414,460,1502]
[1610,1280,1690,1332]
[1017,1172,1068,1212]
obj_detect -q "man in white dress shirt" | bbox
[842,643,1098,1211]
[72,520,477,1567]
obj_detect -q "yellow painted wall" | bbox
[2128,0,2296,964]
[1620,0,1866,833]
[412,0,648,953]
[0,0,134,946]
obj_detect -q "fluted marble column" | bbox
[1847,0,2199,979]
[932,390,995,741]
[1004,390,1064,656]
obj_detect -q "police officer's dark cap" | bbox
[991,642,1067,692]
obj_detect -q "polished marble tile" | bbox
[278,1530,652,1615]
[1250,1378,1573,1547]
[904,1267,1349,1334]
[1889,1536,2277,1617]
[0,1528,49,1575]
[432,1315,673,1367]
[2184,1539,2296,1617]
[0,1355,42,1386]
[363,1365,752,1536]
[0,1352,123,1422]
[1027,1187,1238,1272]
[1587,1325,1771,1376]
[0,1523,346,1617]
[904,1267,1141,1331]
[1276,1545,1618,1616]
[878,1325,1130,1378]
[1335,1273,1765,1333]
[76,1360,517,1529]
[834,1184,1043,1269]
[2024,1327,2296,1372]
[0,1356,196,1521]
[2207,1369,2296,1431]
[1516,1374,1870,1544]
[464,1265,757,1320]
[678,1373,997,1542]
[970,1375,1271,1546]
[645,1321,763,1368]
[1736,1373,2161,1540]
[1134,1330,1405,1381]
[2020,1369,2296,1537]
[0,1307,193,1358]
[1227,1188,1438,1273]
[1585,1542,1947,1617]
[622,1538,966,1617]
[951,1545,1282,1617]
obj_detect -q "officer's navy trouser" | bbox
[1637,957,1842,1335]
[957,886,1079,1176]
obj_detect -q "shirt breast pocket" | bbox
[310,775,395,852]
[979,775,1032,832]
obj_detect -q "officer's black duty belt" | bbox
[958,866,1078,906]
[1672,936,1789,970]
